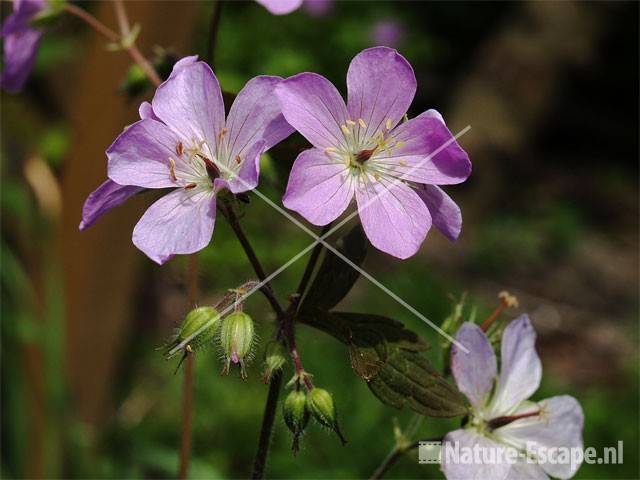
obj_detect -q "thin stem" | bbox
[206,0,224,66]
[370,438,440,480]
[221,203,285,317]
[64,2,162,87]
[178,254,199,480]
[480,298,508,331]
[295,223,331,298]
[251,370,283,479]
[113,0,131,36]
[63,3,119,42]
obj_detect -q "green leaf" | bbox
[299,311,468,418]
[299,224,367,313]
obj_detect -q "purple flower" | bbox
[256,0,333,16]
[276,47,471,259]
[443,316,584,479]
[1,0,46,92]
[81,56,293,264]
[370,19,404,48]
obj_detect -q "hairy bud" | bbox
[220,311,255,379]
[263,341,287,383]
[164,306,220,373]
[306,388,347,445]
[283,389,309,454]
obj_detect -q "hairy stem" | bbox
[221,202,285,316]
[251,370,283,479]
[64,3,162,87]
[178,254,200,480]
[370,438,441,479]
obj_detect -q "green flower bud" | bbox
[164,306,220,373]
[119,64,149,99]
[220,311,255,379]
[306,388,347,445]
[283,389,309,454]
[263,341,287,383]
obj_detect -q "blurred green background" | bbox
[1,1,638,479]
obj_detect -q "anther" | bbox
[169,158,177,182]
[385,119,393,130]
[235,154,242,164]
[184,183,197,190]
[358,118,367,128]
[340,124,351,135]
[218,127,228,141]
[175,141,184,156]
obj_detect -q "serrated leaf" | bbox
[300,311,467,417]
[299,224,367,312]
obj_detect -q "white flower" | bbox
[442,315,584,480]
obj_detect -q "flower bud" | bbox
[220,311,255,379]
[283,389,309,454]
[306,388,347,445]
[263,341,287,383]
[164,306,220,372]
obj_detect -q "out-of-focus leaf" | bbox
[300,310,467,417]
[299,224,367,313]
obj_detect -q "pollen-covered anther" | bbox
[385,118,393,130]
[235,154,242,164]
[218,127,228,141]
[184,183,197,190]
[175,141,184,156]
[340,124,352,135]
[169,158,177,182]
[358,118,367,128]
[498,291,519,308]
[346,119,356,126]
[399,159,408,167]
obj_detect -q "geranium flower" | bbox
[81,56,293,263]
[256,0,332,16]
[275,47,471,259]
[443,315,584,479]
[1,0,46,92]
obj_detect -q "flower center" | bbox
[486,409,541,431]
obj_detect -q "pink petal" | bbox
[132,188,216,264]
[283,148,354,225]
[371,111,471,185]
[275,72,349,150]
[225,140,266,194]
[256,0,303,15]
[416,185,462,241]
[355,175,431,259]
[138,101,158,121]
[488,315,542,417]
[225,76,294,159]
[451,322,497,409]
[346,47,416,138]
[496,396,584,479]
[107,119,182,189]
[79,180,144,231]
[506,463,548,480]
[441,429,511,480]
[151,61,225,152]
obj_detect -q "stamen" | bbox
[235,154,242,164]
[169,158,177,182]
[175,141,184,156]
[325,146,337,153]
[218,127,228,142]
[340,124,352,135]
[184,183,197,190]
[399,159,408,167]
[358,118,367,129]
[385,119,393,130]
[346,119,356,126]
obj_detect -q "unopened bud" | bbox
[263,341,287,383]
[283,389,309,454]
[306,388,347,445]
[164,306,220,372]
[220,311,255,379]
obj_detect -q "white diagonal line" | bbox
[169,125,471,355]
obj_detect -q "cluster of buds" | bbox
[282,381,347,454]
